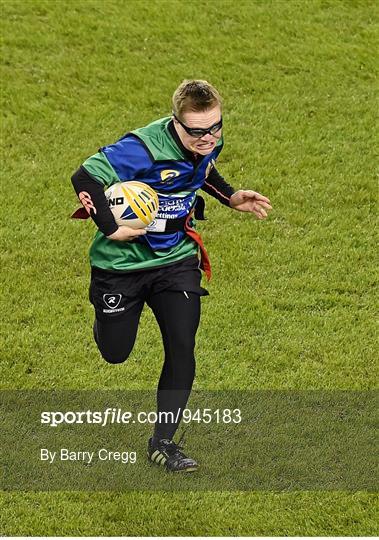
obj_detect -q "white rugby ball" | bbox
[105,181,159,229]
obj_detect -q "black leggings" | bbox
[94,289,201,440]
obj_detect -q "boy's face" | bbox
[174,105,222,156]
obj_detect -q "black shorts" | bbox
[89,255,209,322]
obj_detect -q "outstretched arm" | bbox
[202,167,272,219]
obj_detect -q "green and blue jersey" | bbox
[80,117,225,272]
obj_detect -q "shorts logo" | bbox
[103,294,122,310]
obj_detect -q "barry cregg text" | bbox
[40,448,137,465]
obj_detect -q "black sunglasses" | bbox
[173,114,223,138]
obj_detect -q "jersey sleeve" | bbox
[71,166,119,236]
[201,166,235,207]
[82,135,153,189]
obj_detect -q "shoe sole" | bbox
[147,453,199,473]
[171,466,198,473]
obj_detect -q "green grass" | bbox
[1,492,378,536]
[1,0,378,535]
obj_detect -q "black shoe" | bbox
[147,437,199,472]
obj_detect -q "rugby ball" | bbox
[105,181,159,229]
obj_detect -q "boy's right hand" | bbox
[107,226,147,241]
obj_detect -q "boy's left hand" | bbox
[230,190,272,220]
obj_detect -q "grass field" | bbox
[1,0,378,536]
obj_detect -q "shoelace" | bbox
[158,427,189,457]
[160,440,184,457]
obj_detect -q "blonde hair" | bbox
[172,79,222,120]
